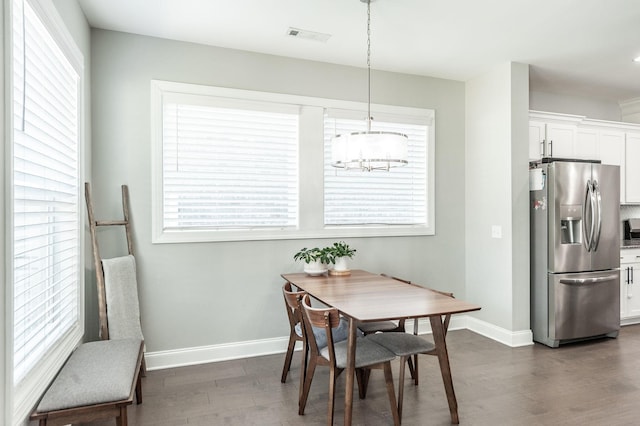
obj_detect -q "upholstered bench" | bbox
[30,338,144,426]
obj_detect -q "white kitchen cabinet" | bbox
[625,132,640,203]
[529,111,640,204]
[575,127,599,160]
[598,129,626,203]
[529,120,576,160]
[620,250,640,323]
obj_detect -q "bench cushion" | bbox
[36,338,142,413]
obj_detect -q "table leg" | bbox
[344,317,357,426]
[430,316,459,424]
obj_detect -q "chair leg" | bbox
[413,354,419,385]
[407,356,416,380]
[398,356,407,422]
[298,340,308,406]
[383,362,400,426]
[299,358,317,415]
[281,333,297,383]
[328,367,337,426]
[359,368,372,399]
[356,369,364,399]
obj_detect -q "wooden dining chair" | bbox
[281,282,306,384]
[366,274,456,390]
[298,294,400,426]
[367,332,435,421]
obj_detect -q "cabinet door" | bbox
[575,127,599,160]
[599,130,626,203]
[529,121,545,160]
[625,132,640,203]
[627,264,640,318]
[621,266,628,319]
[546,123,575,158]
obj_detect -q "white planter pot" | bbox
[333,256,350,271]
[304,260,327,276]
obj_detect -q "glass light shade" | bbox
[331,131,408,171]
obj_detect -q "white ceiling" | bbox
[77,0,640,102]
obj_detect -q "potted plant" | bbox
[293,247,331,276]
[326,241,356,274]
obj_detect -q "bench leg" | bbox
[39,420,47,426]
[117,406,128,426]
[136,372,143,404]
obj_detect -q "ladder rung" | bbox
[96,220,128,226]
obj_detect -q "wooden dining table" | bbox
[281,269,481,426]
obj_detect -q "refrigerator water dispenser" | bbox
[560,204,582,244]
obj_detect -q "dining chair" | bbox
[367,332,435,421]
[369,274,456,386]
[281,282,306,384]
[298,294,401,426]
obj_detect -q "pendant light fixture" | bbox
[331,0,408,172]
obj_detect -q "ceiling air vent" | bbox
[286,27,331,43]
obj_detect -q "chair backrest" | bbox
[300,294,341,364]
[282,282,306,331]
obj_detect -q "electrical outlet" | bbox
[491,225,502,239]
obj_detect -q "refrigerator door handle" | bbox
[559,274,619,285]
[592,180,602,251]
[583,180,595,252]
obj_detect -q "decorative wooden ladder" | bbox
[84,182,134,340]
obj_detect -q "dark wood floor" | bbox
[81,325,640,425]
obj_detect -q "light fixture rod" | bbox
[330,0,408,172]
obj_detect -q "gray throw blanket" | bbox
[102,255,144,341]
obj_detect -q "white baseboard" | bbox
[145,336,295,370]
[145,315,533,371]
[464,316,533,347]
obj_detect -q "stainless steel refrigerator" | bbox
[530,159,620,347]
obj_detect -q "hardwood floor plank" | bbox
[71,325,640,426]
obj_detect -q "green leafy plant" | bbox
[324,241,356,264]
[294,242,356,265]
[293,247,331,264]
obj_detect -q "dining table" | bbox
[281,269,481,426]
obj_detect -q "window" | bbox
[9,0,83,420]
[324,111,430,227]
[162,96,299,230]
[152,81,435,243]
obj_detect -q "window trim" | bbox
[151,80,435,243]
[6,0,85,422]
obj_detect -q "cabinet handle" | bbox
[540,139,545,157]
[549,140,553,157]
[632,266,634,284]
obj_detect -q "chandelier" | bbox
[331,0,408,172]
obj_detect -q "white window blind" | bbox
[162,99,299,230]
[323,114,429,226]
[152,81,435,242]
[12,0,81,384]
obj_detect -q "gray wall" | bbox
[530,90,622,121]
[465,63,530,333]
[89,29,467,353]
